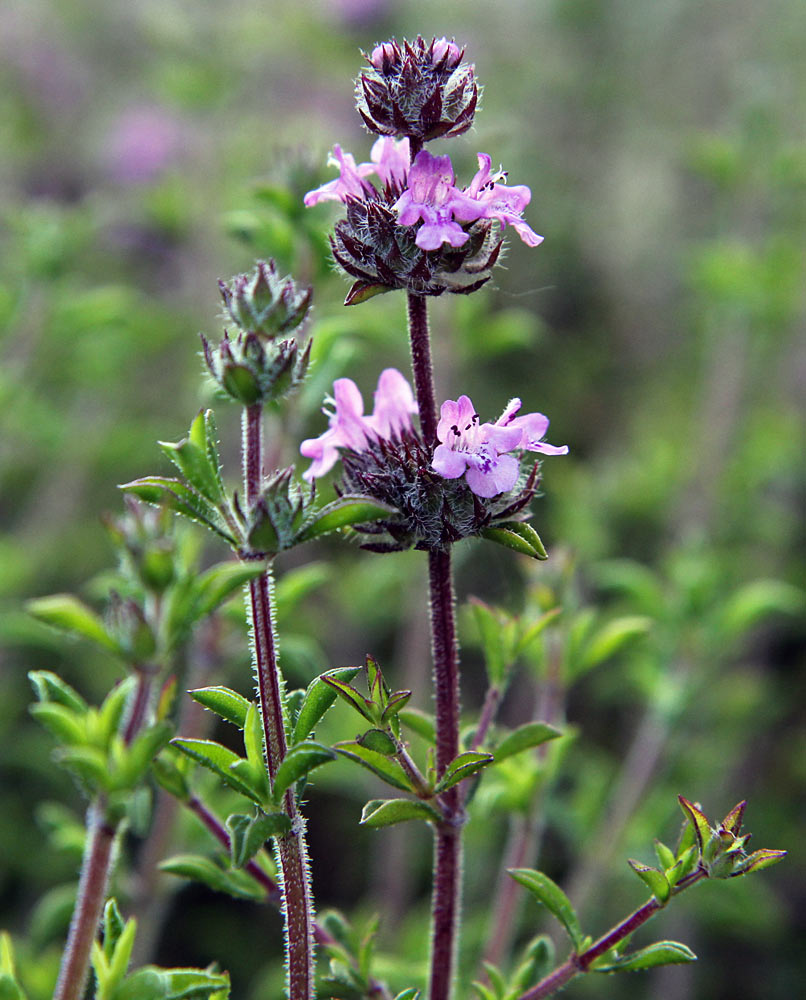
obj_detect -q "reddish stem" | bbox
[53,805,117,1000]
[516,871,706,1000]
[242,404,315,1000]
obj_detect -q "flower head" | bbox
[432,395,567,498]
[357,36,477,140]
[300,368,417,481]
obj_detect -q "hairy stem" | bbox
[242,404,315,1000]
[406,277,463,999]
[516,871,706,1000]
[53,803,117,1000]
[406,293,439,447]
[428,547,463,1000]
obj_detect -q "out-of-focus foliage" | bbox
[1,2,804,999]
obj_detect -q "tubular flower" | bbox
[394,150,542,250]
[304,138,410,206]
[431,395,568,498]
[300,368,417,481]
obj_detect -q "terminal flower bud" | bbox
[356,36,477,141]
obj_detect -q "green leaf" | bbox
[28,670,87,712]
[360,798,441,828]
[434,751,494,793]
[118,721,174,788]
[106,916,137,993]
[508,869,585,950]
[381,690,413,724]
[493,722,562,762]
[718,580,805,638]
[296,495,397,542]
[152,750,191,802]
[320,675,376,723]
[243,703,265,771]
[627,859,671,904]
[272,741,336,803]
[514,607,562,656]
[356,729,397,756]
[667,845,698,885]
[469,598,514,687]
[159,410,224,504]
[344,280,392,306]
[121,477,237,545]
[114,965,230,1000]
[654,840,676,872]
[172,739,261,803]
[731,848,787,876]
[292,667,361,744]
[98,678,136,745]
[190,687,252,730]
[159,854,266,902]
[26,595,119,652]
[55,746,110,791]
[392,990,420,1000]
[577,616,651,673]
[226,812,290,867]
[592,940,697,973]
[334,743,414,792]
[29,703,85,745]
[590,560,665,616]
[678,796,712,856]
[102,899,126,959]
[480,522,548,560]
[191,561,267,621]
[398,708,436,743]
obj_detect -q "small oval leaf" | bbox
[508,868,585,950]
[360,798,441,828]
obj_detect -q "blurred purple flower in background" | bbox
[105,105,184,185]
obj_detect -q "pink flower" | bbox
[455,154,543,247]
[431,395,567,498]
[392,150,543,251]
[392,150,470,250]
[300,368,417,481]
[304,138,410,206]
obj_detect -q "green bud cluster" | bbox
[219,259,312,338]
[203,260,312,405]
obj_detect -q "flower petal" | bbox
[431,444,469,479]
[465,453,519,497]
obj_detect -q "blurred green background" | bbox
[1,1,804,998]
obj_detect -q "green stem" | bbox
[53,803,117,1000]
[242,403,315,1000]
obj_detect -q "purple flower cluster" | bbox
[305,144,541,251]
[301,369,566,498]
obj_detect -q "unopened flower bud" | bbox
[356,36,478,141]
[219,259,312,338]
[203,326,312,407]
[244,468,308,556]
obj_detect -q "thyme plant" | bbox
[7,35,791,1000]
